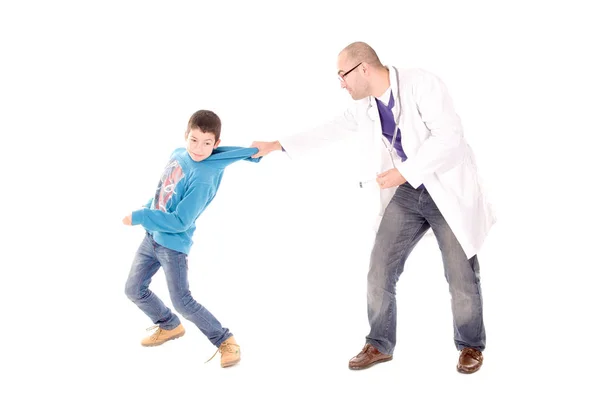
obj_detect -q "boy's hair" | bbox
[185,110,221,141]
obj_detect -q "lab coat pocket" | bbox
[436,159,479,205]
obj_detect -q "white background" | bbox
[1,0,599,398]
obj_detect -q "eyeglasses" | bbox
[338,62,362,82]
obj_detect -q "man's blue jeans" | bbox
[125,232,232,347]
[366,183,485,354]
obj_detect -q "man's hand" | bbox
[250,141,282,158]
[376,168,407,189]
[122,214,132,225]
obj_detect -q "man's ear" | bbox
[361,62,369,76]
[214,139,221,148]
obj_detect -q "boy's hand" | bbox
[122,214,132,225]
[251,141,282,158]
[376,168,406,189]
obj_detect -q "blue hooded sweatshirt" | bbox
[131,146,261,254]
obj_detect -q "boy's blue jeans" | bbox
[366,183,486,355]
[125,232,231,347]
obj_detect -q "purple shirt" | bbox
[375,92,407,161]
[376,92,424,190]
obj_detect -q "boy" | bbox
[122,109,260,368]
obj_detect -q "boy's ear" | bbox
[214,139,221,148]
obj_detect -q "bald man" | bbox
[251,41,495,374]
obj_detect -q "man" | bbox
[251,41,495,374]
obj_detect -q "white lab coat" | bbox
[279,67,495,258]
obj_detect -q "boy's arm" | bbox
[130,183,212,233]
[209,146,262,168]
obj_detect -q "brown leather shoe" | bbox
[457,347,483,374]
[348,344,392,370]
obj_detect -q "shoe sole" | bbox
[456,365,482,374]
[348,356,393,370]
[221,358,241,368]
[141,331,185,347]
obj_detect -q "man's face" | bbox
[185,128,220,162]
[337,54,369,100]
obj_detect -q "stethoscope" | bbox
[359,66,401,189]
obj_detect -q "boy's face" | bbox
[185,128,220,162]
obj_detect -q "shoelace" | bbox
[463,348,482,361]
[205,341,240,363]
[146,325,162,339]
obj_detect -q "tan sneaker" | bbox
[205,336,241,368]
[141,324,185,347]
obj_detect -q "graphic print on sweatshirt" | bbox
[153,159,185,212]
